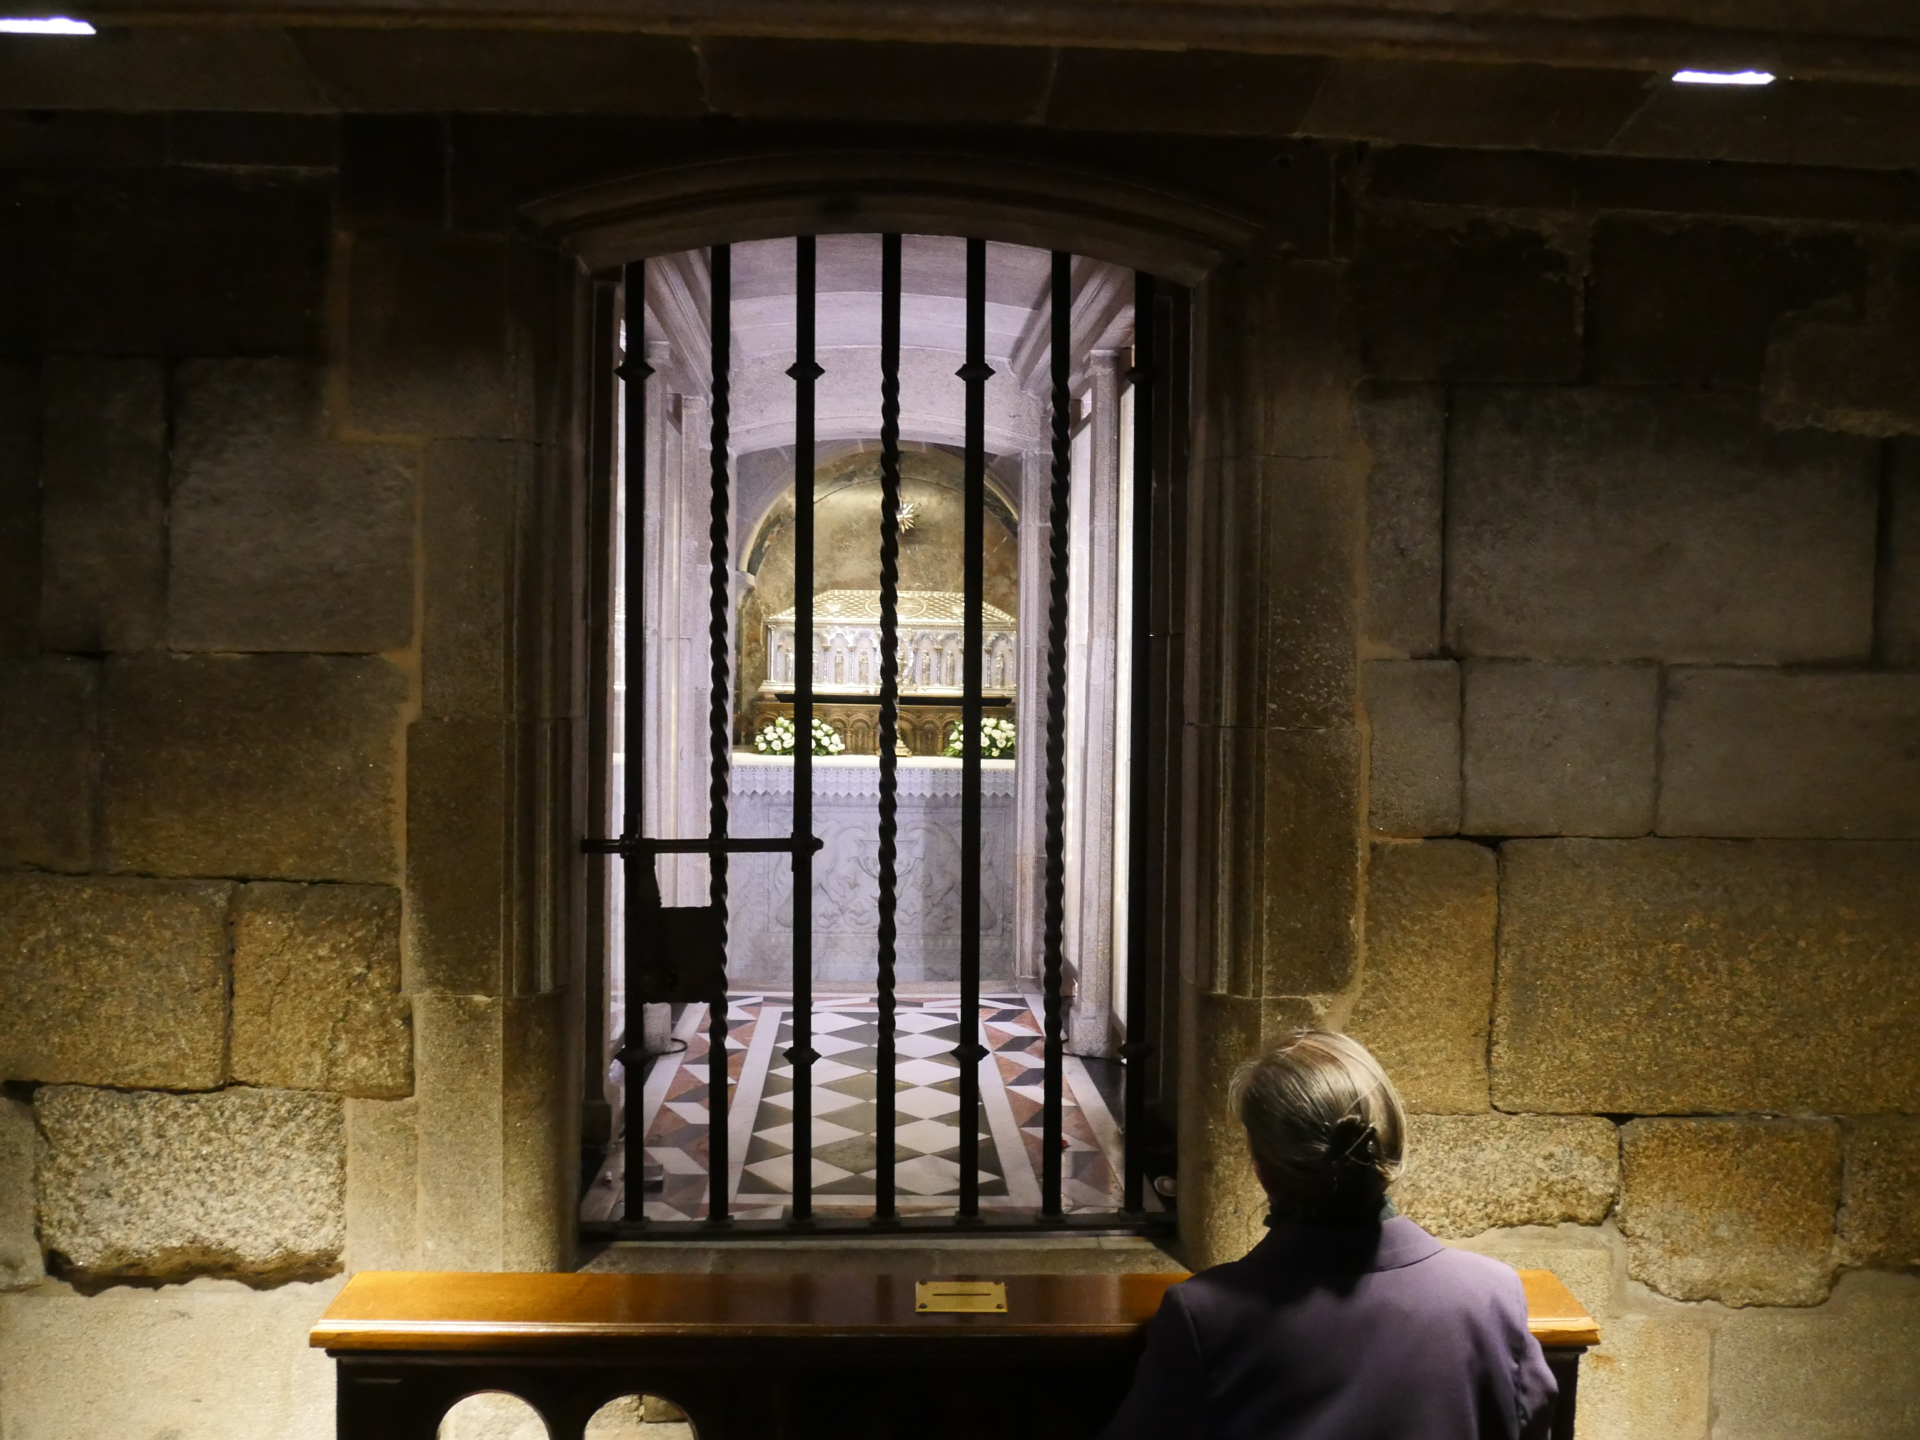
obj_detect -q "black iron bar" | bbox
[619,261,654,1229]
[584,1210,1175,1241]
[1122,272,1157,1215]
[1040,251,1072,1221]
[874,233,904,1226]
[706,243,733,1227]
[787,236,822,1225]
[956,238,991,1221]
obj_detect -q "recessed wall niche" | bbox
[738,442,1020,754]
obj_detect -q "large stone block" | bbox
[503,992,569,1273]
[1392,1114,1617,1239]
[414,993,505,1271]
[1840,1117,1920,1271]
[1188,449,1362,731]
[1186,726,1361,998]
[37,356,167,652]
[1462,662,1657,837]
[1492,840,1920,1114]
[1446,388,1878,663]
[0,111,167,168]
[1619,1118,1839,1306]
[407,719,508,995]
[1350,211,1580,383]
[231,883,411,1098]
[1888,440,1920,668]
[301,28,703,116]
[346,235,525,439]
[338,115,446,229]
[0,1275,340,1440]
[0,875,229,1089]
[1587,219,1864,388]
[36,1085,344,1283]
[1357,383,1444,657]
[1579,1311,1714,1440]
[702,37,1051,124]
[7,170,328,357]
[1765,315,1920,437]
[103,654,405,883]
[1361,146,1578,213]
[1218,256,1355,463]
[170,360,415,654]
[0,656,96,872]
[1255,727,1363,998]
[170,112,338,168]
[0,362,35,659]
[0,1095,41,1290]
[1049,48,1326,136]
[1347,841,1495,1113]
[345,1097,418,1272]
[1365,660,1459,836]
[421,439,527,719]
[1659,669,1920,839]
[1303,59,1649,152]
[1712,1271,1920,1440]
[1456,1229,1715,1440]
[1612,77,1920,172]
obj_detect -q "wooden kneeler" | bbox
[314,1269,1599,1440]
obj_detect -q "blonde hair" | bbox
[1229,1031,1407,1224]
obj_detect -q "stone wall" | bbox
[0,103,1915,1440]
[1341,172,1920,1439]
[0,112,579,1436]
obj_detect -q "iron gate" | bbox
[584,235,1178,1236]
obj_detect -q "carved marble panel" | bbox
[726,754,1016,985]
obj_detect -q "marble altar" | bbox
[725,753,1017,985]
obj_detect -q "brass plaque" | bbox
[915,1280,1008,1314]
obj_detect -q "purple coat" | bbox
[1100,1217,1557,1440]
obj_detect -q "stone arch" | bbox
[524,147,1255,281]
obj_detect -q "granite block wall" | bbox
[0,116,578,1437]
[0,103,1913,1440]
[1347,187,1920,1440]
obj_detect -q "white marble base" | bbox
[725,753,1017,985]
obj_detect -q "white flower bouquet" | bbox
[753,716,847,756]
[942,717,1016,758]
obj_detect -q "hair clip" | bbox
[1328,1115,1380,1166]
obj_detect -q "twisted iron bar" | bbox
[1041,250,1073,1219]
[874,232,903,1225]
[706,243,733,1225]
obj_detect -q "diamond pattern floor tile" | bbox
[892,1086,961,1120]
[892,1011,953,1033]
[762,1085,865,1116]
[768,1055,864,1085]
[894,1117,965,1155]
[894,1056,962,1086]
[612,993,1129,1222]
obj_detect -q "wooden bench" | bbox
[314,1269,1599,1440]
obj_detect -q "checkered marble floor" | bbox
[590,992,1131,1222]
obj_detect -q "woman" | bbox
[1100,1032,1557,1440]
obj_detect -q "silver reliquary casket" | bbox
[762,589,1018,698]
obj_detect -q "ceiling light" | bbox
[0,16,94,32]
[1672,68,1774,85]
